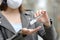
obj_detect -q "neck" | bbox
[5,7,20,14]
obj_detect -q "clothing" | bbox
[0,10,57,40]
[11,23,22,33]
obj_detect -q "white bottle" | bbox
[30,14,43,25]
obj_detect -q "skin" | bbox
[34,10,51,28]
[21,10,51,35]
[1,0,51,35]
[1,7,41,35]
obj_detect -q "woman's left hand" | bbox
[34,10,51,28]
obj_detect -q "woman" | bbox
[0,0,57,40]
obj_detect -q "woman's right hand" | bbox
[20,26,41,35]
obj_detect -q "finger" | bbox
[34,11,41,18]
[34,13,37,17]
[37,18,42,22]
[24,26,41,34]
[41,10,47,15]
[32,26,41,33]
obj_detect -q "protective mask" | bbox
[7,0,22,9]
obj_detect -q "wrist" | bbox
[43,19,51,28]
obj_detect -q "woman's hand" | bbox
[34,10,51,28]
[20,26,41,35]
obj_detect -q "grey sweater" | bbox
[0,11,57,40]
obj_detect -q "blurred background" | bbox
[0,0,60,40]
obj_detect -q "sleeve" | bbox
[35,19,57,40]
[0,25,26,40]
[0,25,8,40]
[0,28,4,40]
[6,30,26,40]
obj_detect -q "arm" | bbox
[6,27,41,40]
[34,10,57,40]
[37,19,57,40]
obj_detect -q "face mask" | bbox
[7,0,22,9]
